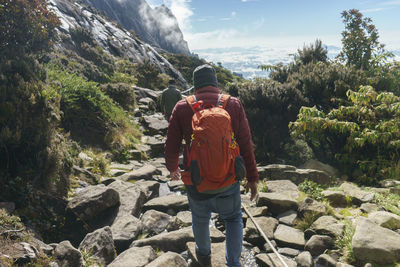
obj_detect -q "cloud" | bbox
[220,11,237,21]
[360,7,387,13]
[241,0,259,2]
[166,0,193,32]
[382,1,400,6]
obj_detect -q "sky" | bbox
[146,0,400,78]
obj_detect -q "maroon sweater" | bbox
[164,86,259,184]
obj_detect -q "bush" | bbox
[291,86,400,184]
[100,83,136,112]
[134,60,168,90]
[0,59,72,204]
[236,79,306,163]
[47,67,141,149]
[0,0,59,60]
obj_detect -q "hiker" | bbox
[160,78,182,122]
[164,64,259,267]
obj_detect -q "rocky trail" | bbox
[2,87,400,267]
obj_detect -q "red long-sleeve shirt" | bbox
[164,86,259,183]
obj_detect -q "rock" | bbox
[134,180,160,200]
[108,246,157,267]
[283,169,331,185]
[255,253,297,267]
[368,211,400,230]
[295,251,313,267]
[379,179,400,188]
[339,182,374,205]
[277,210,298,226]
[13,242,38,265]
[78,226,116,265]
[145,251,188,267]
[261,164,297,180]
[110,215,142,253]
[144,135,166,157]
[78,152,93,162]
[141,210,171,235]
[309,216,345,238]
[67,184,119,221]
[256,192,298,215]
[298,197,328,218]
[301,159,339,178]
[119,164,161,181]
[322,190,348,207]
[273,224,306,249]
[30,237,54,256]
[243,216,279,247]
[242,206,268,219]
[352,217,400,265]
[142,194,189,215]
[360,203,379,213]
[54,241,84,267]
[187,242,226,267]
[131,227,225,253]
[304,235,334,256]
[167,211,192,231]
[265,180,299,195]
[277,247,300,257]
[315,254,337,267]
[108,180,146,218]
[141,115,169,136]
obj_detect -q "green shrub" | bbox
[291,86,400,184]
[134,60,168,90]
[236,79,306,163]
[47,67,141,149]
[298,179,325,200]
[100,83,136,112]
[0,0,59,60]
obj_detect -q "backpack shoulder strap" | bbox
[186,95,198,113]
[217,94,231,109]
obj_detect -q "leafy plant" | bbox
[291,86,400,184]
[373,192,400,216]
[298,179,324,201]
[295,212,320,231]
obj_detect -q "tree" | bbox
[337,9,387,71]
[295,39,328,65]
[0,0,59,59]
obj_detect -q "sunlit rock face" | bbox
[49,0,189,88]
[82,0,191,55]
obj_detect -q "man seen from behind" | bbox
[160,78,182,122]
[164,64,259,267]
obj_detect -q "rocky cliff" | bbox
[49,0,189,88]
[81,0,191,55]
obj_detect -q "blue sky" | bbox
[147,0,400,77]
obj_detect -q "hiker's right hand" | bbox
[170,169,181,180]
[245,181,258,201]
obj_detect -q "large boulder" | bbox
[142,194,189,215]
[108,246,157,267]
[110,215,142,253]
[108,180,146,218]
[256,192,298,215]
[78,226,116,265]
[339,182,374,205]
[67,184,119,221]
[352,217,400,265]
[118,164,161,182]
[243,216,278,247]
[273,224,306,249]
[309,216,345,238]
[368,211,400,230]
[255,253,297,267]
[140,210,171,235]
[54,241,84,267]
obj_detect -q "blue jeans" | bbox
[188,182,243,267]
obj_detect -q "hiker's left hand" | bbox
[245,181,258,201]
[170,169,181,180]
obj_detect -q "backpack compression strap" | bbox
[186,94,231,112]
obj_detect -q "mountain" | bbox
[81,0,190,55]
[49,0,189,88]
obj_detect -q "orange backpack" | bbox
[181,94,246,193]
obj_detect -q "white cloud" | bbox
[241,0,259,2]
[360,7,387,13]
[382,1,400,6]
[166,0,194,32]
